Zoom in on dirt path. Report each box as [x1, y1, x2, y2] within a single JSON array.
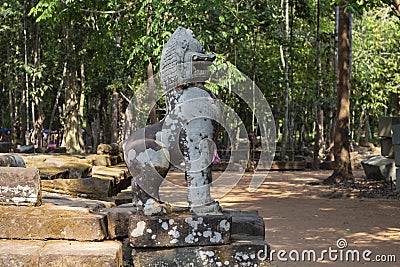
[[216, 170, 400, 267]]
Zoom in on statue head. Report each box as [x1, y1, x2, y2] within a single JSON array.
[[160, 26, 216, 91]]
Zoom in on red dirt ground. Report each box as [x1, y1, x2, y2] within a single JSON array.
[[216, 169, 400, 267]]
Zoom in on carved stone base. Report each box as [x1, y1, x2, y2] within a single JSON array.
[[128, 210, 270, 266], [129, 212, 231, 248], [132, 239, 270, 267]]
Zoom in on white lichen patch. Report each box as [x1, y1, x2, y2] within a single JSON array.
[[169, 219, 175, 225], [185, 217, 203, 230], [143, 199, 163, 216], [168, 226, 180, 242], [161, 222, 169, 230], [147, 228, 153, 234], [185, 233, 195, 244], [203, 230, 222, 243], [219, 220, 230, 232], [131, 221, 146, 237], [151, 234, 156, 240]]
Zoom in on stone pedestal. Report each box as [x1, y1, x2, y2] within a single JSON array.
[[128, 210, 270, 266]]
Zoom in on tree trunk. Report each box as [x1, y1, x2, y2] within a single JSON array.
[[324, 1, 353, 184], [313, 0, 322, 169], [111, 91, 119, 143]]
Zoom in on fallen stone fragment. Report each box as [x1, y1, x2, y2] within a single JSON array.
[[227, 210, 265, 240], [0, 154, 26, 167], [361, 156, 396, 181], [0, 167, 41, 206]]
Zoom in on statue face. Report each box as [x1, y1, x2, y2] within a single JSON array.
[[160, 27, 216, 90]]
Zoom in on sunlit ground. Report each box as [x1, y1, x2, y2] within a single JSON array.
[[160, 169, 400, 267]]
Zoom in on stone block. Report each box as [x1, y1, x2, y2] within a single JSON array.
[[227, 210, 265, 240], [132, 239, 270, 267], [381, 137, 394, 157], [39, 241, 122, 267], [392, 124, 400, 145], [0, 240, 44, 266], [0, 154, 26, 167], [39, 166, 70, 180], [378, 116, 400, 137], [92, 166, 132, 195], [0, 240, 122, 267], [15, 145, 34, 153], [87, 154, 111, 166], [0, 167, 41, 206], [41, 177, 113, 198], [102, 207, 136, 239], [129, 213, 232, 248], [0, 205, 108, 241], [361, 156, 396, 181]]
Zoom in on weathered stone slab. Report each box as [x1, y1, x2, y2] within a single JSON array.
[[381, 137, 394, 157], [0, 167, 41, 206], [227, 210, 265, 240], [41, 177, 112, 198], [378, 116, 400, 137], [115, 189, 132, 206], [0, 154, 26, 167], [87, 154, 111, 166], [38, 165, 70, 180], [361, 156, 396, 181], [0, 240, 44, 266], [129, 213, 232, 247], [132, 239, 270, 267], [39, 241, 122, 267], [0, 240, 122, 267], [92, 166, 132, 195], [0, 205, 108, 241]]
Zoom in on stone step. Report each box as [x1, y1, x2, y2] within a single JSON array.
[[129, 213, 232, 248], [0, 240, 122, 267], [132, 239, 270, 267], [0, 167, 41, 206], [41, 177, 113, 198], [0, 205, 108, 241]]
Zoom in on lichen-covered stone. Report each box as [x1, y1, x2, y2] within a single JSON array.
[[0, 167, 41, 206], [132, 239, 270, 267], [129, 213, 231, 247], [0, 205, 108, 241]]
